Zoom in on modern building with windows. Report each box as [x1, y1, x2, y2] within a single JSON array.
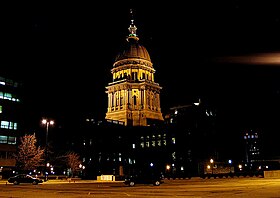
[[0, 75, 22, 178], [72, 100, 219, 179], [163, 100, 219, 177], [243, 129, 261, 164], [63, 117, 168, 179]]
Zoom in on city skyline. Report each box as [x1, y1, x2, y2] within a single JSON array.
[[2, 2, 280, 153]]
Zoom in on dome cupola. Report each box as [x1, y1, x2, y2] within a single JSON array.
[[115, 9, 151, 62]]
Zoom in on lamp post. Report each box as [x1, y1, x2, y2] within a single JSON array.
[[42, 119, 54, 181], [210, 159, 214, 175]]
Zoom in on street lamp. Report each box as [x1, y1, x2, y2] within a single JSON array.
[[42, 119, 54, 181], [210, 159, 214, 175], [228, 159, 232, 174]]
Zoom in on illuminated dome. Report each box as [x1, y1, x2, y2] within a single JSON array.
[[115, 37, 151, 62], [115, 10, 151, 63]]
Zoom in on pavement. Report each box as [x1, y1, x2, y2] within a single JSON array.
[[0, 176, 204, 185], [0, 179, 125, 184]]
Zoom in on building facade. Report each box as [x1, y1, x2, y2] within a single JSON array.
[[105, 11, 163, 126], [243, 129, 261, 164], [0, 76, 22, 178], [163, 101, 219, 177]]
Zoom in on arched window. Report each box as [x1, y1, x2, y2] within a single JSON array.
[[120, 96, 123, 106], [133, 95, 137, 105], [116, 94, 119, 106]]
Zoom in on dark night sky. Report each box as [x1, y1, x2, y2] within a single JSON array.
[[2, 2, 280, 151]]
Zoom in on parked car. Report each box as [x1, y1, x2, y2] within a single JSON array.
[[124, 172, 164, 187], [8, 174, 43, 185]]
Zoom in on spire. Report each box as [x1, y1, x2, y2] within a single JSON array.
[[127, 9, 138, 40]]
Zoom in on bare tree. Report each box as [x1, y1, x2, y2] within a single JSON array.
[[65, 151, 82, 177], [14, 133, 45, 172]]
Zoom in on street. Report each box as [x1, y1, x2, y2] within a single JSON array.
[[0, 177, 280, 197]]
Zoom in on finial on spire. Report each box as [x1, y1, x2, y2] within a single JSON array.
[[128, 8, 137, 37], [130, 9, 134, 24]]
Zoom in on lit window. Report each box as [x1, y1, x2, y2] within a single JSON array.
[[152, 141, 156, 147], [172, 152, 176, 160], [7, 136, 16, 144], [140, 142, 144, 148], [132, 144, 135, 149], [172, 137, 176, 144], [157, 140, 161, 146], [174, 110, 178, 115], [146, 141, 150, 147], [4, 93, 12, 100], [163, 140, 167, 146], [0, 136, 8, 143], [0, 121, 17, 130], [13, 123, 17, 130], [9, 122, 14, 130], [0, 105, 2, 113], [1, 121, 9, 129]]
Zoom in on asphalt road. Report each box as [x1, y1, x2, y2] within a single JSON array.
[[1, 177, 280, 197]]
